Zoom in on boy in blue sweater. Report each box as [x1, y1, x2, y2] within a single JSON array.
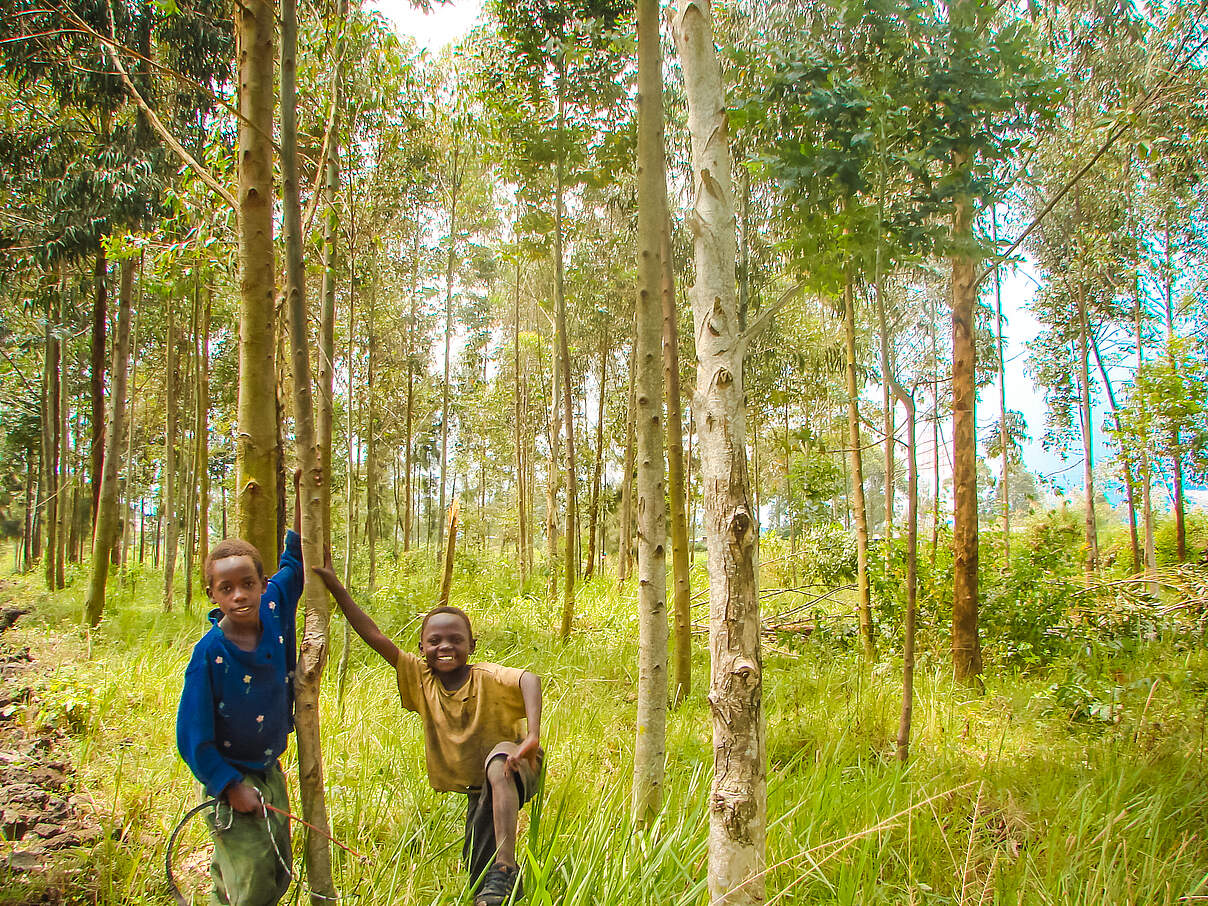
[[177, 472, 303, 906]]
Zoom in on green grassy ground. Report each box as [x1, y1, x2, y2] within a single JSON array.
[[2, 553, 1207, 905]]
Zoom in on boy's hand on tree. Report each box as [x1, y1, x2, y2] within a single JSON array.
[[225, 781, 264, 815], [312, 566, 339, 590]]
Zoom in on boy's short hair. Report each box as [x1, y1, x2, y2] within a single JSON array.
[[205, 539, 266, 588], [420, 605, 473, 639]]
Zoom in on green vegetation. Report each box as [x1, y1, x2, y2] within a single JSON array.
[[2, 522, 1205, 905]]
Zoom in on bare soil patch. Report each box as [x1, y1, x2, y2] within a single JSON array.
[[0, 603, 102, 905]]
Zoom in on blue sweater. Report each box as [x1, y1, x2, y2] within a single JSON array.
[[176, 531, 303, 797]]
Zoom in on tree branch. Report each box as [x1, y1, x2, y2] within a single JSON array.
[[57, 3, 237, 211], [739, 281, 807, 351], [974, 28, 1208, 292]]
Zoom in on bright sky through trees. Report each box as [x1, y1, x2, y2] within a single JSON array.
[[371, 0, 483, 51], [369, 0, 1112, 505]]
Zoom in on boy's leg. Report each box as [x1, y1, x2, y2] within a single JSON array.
[[208, 766, 292, 906], [469, 742, 544, 905], [486, 755, 520, 867], [464, 789, 496, 891]]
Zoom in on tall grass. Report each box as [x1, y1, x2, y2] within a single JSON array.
[[2, 552, 1207, 905]]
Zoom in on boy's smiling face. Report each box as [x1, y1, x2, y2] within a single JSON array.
[[208, 554, 267, 633], [420, 612, 475, 683]]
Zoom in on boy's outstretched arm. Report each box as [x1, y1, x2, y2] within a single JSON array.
[[508, 672, 542, 773], [311, 566, 400, 666]]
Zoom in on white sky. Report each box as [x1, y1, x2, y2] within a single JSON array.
[[369, 0, 484, 52]]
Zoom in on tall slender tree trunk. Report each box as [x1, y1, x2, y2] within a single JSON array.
[[993, 217, 1010, 556], [42, 277, 60, 590], [91, 245, 107, 531], [365, 284, 379, 604], [663, 217, 692, 706], [875, 287, 894, 539], [317, 0, 347, 564], [584, 331, 606, 581], [1162, 243, 1186, 561], [843, 274, 875, 660], [404, 226, 421, 554], [198, 288, 211, 567], [950, 148, 982, 683], [525, 341, 536, 576], [632, 0, 670, 821], [1090, 334, 1139, 571], [874, 123, 894, 541], [618, 335, 637, 584], [234, 0, 279, 565], [546, 338, 562, 603], [1075, 288, 1098, 575], [54, 336, 68, 587], [85, 260, 134, 626], [554, 71, 579, 639], [344, 181, 357, 583], [22, 454, 35, 572], [67, 411, 82, 563], [274, 317, 289, 553], [673, 2, 765, 900], [318, 155, 338, 559], [281, 4, 336, 896], [163, 299, 180, 611], [184, 283, 201, 612], [1135, 290, 1156, 587], [930, 300, 941, 565], [439, 146, 461, 559], [513, 256, 527, 581], [892, 379, 917, 763], [121, 277, 139, 574]]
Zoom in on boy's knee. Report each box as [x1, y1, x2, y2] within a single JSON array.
[[485, 755, 510, 789]]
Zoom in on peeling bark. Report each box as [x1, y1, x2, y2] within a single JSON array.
[[672, 1, 765, 899]]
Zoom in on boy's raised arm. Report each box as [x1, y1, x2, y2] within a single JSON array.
[[508, 671, 542, 773], [312, 566, 400, 666]]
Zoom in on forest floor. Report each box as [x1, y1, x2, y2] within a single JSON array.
[[0, 584, 101, 904], [0, 552, 1206, 905]]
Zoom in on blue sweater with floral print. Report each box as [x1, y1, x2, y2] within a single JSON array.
[[176, 531, 303, 797]]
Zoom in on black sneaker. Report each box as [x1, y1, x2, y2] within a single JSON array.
[[474, 862, 522, 906]]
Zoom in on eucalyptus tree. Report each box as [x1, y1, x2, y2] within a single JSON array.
[[233, 0, 279, 564], [930, 0, 1056, 681], [479, 0, 632, 634], [734, 0, 952, 660], [1132, 56, 1208, 561], [673, 0, 765, 898], [84, 254, 134, 626], [1025, 0, 1151, 575], [1, 0, 233, 596], [631, 0, 669, 823]]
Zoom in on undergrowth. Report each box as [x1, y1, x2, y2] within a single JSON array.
[[1, 544, 1206, 905]]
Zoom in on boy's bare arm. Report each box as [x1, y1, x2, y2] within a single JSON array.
[[311, 566, 400, 666], [508, 672, 542, 773]]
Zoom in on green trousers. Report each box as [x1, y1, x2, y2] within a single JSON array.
[[206, 765, 292, 906]]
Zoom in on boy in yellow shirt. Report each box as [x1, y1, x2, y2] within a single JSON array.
[[313, 567, 541, 906]]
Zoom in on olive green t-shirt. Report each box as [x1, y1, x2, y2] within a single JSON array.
[[394, 651, 528, 792]]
